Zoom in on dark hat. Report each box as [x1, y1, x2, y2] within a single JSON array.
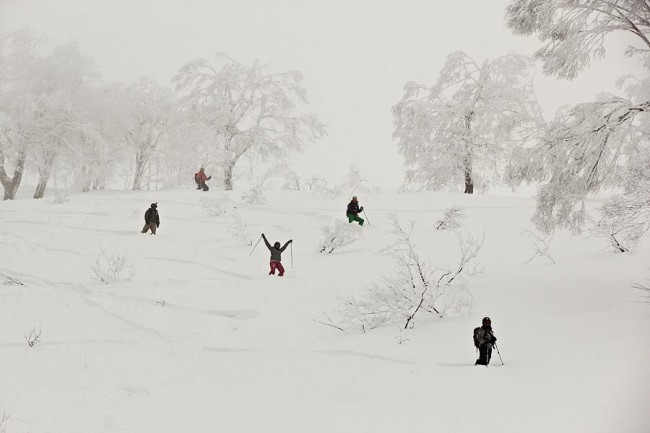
[[482, 317, 491, 326], [151, 203, 157, 208]]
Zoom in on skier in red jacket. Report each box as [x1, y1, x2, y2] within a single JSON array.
[[194, 167, 211, 191]]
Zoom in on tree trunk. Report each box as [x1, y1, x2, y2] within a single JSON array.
[[34, 152, 57, 199], [132, 150, 147, 191], [464, 162, 474, 194], [223, 161, 235, 191], [0, 146, 27, 200]]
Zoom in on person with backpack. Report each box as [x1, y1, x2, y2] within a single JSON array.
[[346, 195, 364, 226], [141, 203, 160, 235], [195, 167, 211, 191], [261, 233, 292, 276], [473, 317, 497, 366]]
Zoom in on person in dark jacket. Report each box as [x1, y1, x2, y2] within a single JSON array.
[[346, 195, 364, 226], [473, 317, 497, 365], [141, 203, 160, 235], [195, 167, 211, 191], [261, 233, 292, 276]]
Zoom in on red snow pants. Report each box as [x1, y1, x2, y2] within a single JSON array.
[[269, 261, 285, 276]]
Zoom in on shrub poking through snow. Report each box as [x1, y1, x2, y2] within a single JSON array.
[[230, 211, 254, 246], [242, 183, 267, 205], [0, 410, 9, 433], [328, 214, 482, 332], [1, 273, 24, 286], [200, 195, 234, 217], [318, 220, 363, 253], [24, 326, 41, 347], [435, 205, 465, 230], [92, 250, 134, 284], [591, 195, 649, 253], [521, 230, 556, 265]]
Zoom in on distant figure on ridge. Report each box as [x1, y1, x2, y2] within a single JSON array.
[[141, 203, 160, 235], [346, 195, 364, 226], [473, 317, 497, 366], [261, 233, 292, 276], [194, 167, 212, 191]]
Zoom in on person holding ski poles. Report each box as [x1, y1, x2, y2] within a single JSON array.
[[261, 233, 292, 276], [473, 317, 497, 365], [346, 195, 365, 226], [194, 167, 211, 191]]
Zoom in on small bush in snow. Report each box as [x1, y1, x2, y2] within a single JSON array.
[[242, 183, 267, 205], [435, 205, 465, 230], [0, 410, 9, 433], [521, 230, 556, 265], [201, 195, 234, 217], [631, 273, 650, 304], [282, 171, 301, 190], [230, 211, 254, 246], [92, 250, 134, 284], [24, 326, 41, 347], [318, 220, 363, 253], [328, 214, 482, 332], [53, 192, 70, 204], [591, 195, 649, 253], [1, 273, 24, 286]]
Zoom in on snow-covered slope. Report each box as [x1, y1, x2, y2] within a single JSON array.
[[0, 188, 648, 433]]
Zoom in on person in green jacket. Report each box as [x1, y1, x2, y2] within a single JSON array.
[[346, 196, 364, 226]]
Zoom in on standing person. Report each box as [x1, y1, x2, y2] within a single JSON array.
[[261, 233, 292, 276], [346, 195, 365, 226], [141, 203, 160, 235], [473, 317, 497, 366], [195, 167, 212, 191]]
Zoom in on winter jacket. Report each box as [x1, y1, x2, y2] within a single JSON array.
[[473, 325, 497, 348], [195, 170, 211, 183], [262, 236, 291, 262], [144, 207, 160, 226], [347, 200, 363, 215]]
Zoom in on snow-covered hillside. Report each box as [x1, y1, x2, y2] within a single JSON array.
[[0, 188, 648, 433]]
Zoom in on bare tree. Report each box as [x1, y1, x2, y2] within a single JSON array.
[[329, 215, 482, 332], [173, 53, 326, 190]]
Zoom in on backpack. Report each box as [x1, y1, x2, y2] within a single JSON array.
[[473, 327, 481, 347]]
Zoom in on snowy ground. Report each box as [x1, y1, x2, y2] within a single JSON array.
[[0, 187, 648, 433]]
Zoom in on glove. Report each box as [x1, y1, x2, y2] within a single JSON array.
[[359, 206, 364, 212], [262, 233, 266, 238], [289, 239, 293, 243], [207, 176, 212, 180], [157, 223, 160, 228]]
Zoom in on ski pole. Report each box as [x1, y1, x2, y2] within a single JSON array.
[[249, 235, 262, 255], [494, 343, 504, 366], [290, 242, 294, 268], [363, 209, 370, 226]]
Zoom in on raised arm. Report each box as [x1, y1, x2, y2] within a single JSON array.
[[262, 234, 272, 250], [280, 239, 292, 252]]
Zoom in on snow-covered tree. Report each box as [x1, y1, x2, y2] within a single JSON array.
[[30, 43, 100, 198], [173, 53, 326, 190], [0, 30, 42, 200], [506, 1, 650, 234], [393, 51, 543, 194], [109, 78, 172, 191], [506, 0, 650, 79], [532, 88, 649, 232]]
